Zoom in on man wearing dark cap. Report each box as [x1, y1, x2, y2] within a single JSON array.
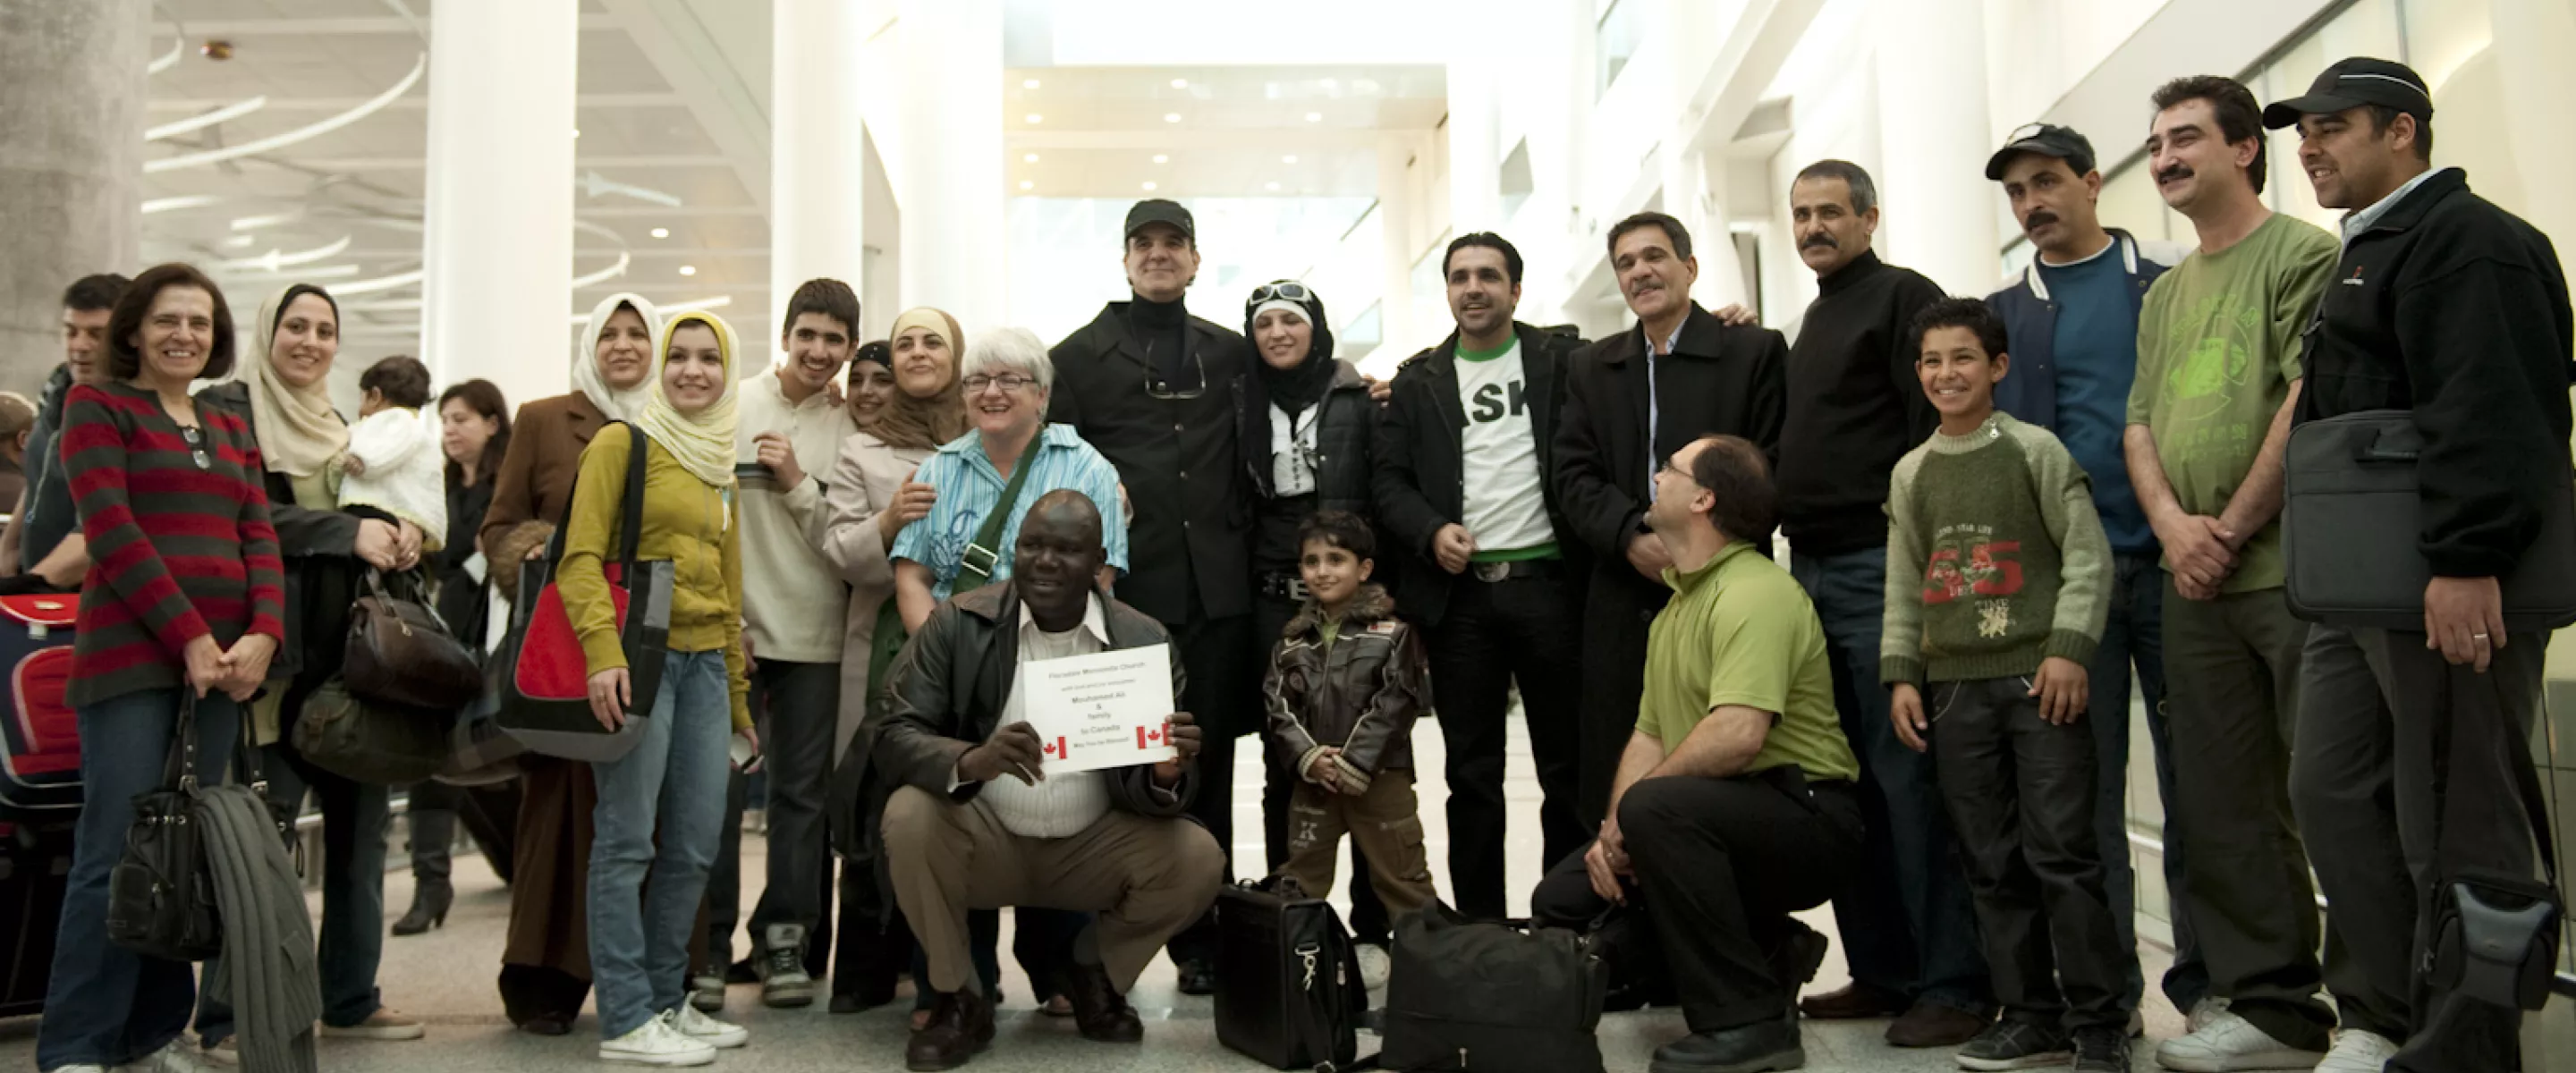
[[2269, 57, 2574, 1073], [1046, 199, 1258, 994], [1981, 123, 2204, 1025]]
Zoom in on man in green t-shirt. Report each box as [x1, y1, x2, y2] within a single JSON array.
[[1529, 435, 1861, 1073], [2123, 75, 2342, 1071]]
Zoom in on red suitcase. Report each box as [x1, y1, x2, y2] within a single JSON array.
[[0, 594, 80, 819]]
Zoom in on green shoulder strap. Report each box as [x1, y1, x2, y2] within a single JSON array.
[[954, 435, 1042, 593]]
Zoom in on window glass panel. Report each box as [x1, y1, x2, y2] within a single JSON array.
[[2267, 0, 2405, 226], [1596, 0, 1640, 100], [2099, 162, 2170, 244]]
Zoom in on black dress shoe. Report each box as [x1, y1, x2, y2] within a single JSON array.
[[517, 1015, 572, 1037], [1174, 959, 1217, 997], [1796, 981, 1908, 1019], [905, 987, 996, 1071], [1648, 1018, 1805, 1073], [1062, 962, 1144, 1043]]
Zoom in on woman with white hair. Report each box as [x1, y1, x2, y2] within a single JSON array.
[[887, 327, 1128, 629]]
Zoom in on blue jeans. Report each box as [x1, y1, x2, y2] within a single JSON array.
[[1790, 546, 1990, 1011], [198, 741, 391, 1042], [2089, 553, 2204, 1012], [589, 650, 733, 1038], [39, 689, 242, 1070]]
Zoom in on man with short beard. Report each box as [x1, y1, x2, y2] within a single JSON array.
[[0, 273, 124, 593], [2268, 57, 2573, 1073], [1768, 159, 1992, 1049], [1982, 124, 2203, 1023], [2127, 74, 2341, 1072]]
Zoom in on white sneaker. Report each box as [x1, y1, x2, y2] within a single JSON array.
[[1356, 944, 1391, 991], [2185, 996, 2232, 1035], [599, 1018, 715, 1067], [661, 1006, 748, 1050], [122, 1041, 219, 1073], [2154, 1010, 2325, 1071], [2315, 1030, 2399, 1072]]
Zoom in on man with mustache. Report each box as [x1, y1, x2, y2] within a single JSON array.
[[1982, 123, 2203, 1027], [1552, 210, 1786, 885], [2125, 75, 2342, 1072], [2268, 57, 2573, 1073], [1762, 159, 1990, 1048], [1046, 199, 1258, 993]]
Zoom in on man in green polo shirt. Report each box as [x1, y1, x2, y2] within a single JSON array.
[[1530, 434, 1863, 1073]]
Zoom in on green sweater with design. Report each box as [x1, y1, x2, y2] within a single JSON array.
[[1880, 412, 2111, 686]]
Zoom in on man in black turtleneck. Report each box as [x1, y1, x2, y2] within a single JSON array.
[[1046, 199, 1257, 994], [1772, 159, 1994, 1048]]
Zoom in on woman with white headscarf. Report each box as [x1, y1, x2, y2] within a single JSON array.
[[555, 310, 756, 1064], [481, 291, 660, 1035], [192, 283, 428, 1060]]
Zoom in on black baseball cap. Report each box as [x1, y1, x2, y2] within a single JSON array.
[[2263, 57, 2434, 129], [1124, 199, 1195, 241], [1984, 123, 2097, 181]]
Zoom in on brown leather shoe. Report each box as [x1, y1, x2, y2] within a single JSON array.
[[1797, 981, 1909, 1019], [905, 987, 996, 1071], [1884, 999, 1991, 1048], [1062, 962, 1144, 1043]]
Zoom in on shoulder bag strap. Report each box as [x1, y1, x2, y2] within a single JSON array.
[[535, 421, 654, 569], [165, 690, 199, 793], [2444, 663, 2561, 891], [955, 439, 1041, 592]]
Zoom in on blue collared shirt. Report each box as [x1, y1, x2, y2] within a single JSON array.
[[2342, 166, 2453, 244], [889, 423, 1131, 599]]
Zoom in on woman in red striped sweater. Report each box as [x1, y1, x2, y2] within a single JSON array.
[[37, 263, 285, 1073]]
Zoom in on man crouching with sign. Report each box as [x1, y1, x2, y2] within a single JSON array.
[[865, 487, 1221, 1071]]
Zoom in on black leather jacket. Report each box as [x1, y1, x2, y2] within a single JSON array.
[[1262, 583, 1428, 776]]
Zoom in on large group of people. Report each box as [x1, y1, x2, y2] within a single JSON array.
[[17, 55, 2571, 1073]]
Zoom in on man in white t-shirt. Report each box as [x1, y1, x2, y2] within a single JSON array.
[[1373, 232, 1589, 918]]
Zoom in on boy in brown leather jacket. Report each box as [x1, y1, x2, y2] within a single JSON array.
[[1262, 511, 1438, 916]]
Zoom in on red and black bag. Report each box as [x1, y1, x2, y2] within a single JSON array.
[[491, 423, 674, 763], [0, 595, 80, 818]]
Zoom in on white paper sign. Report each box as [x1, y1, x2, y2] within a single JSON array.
[[1021, 644, 1178, 773]]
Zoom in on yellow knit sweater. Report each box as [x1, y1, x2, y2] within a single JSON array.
[[557, 423, 750, 729]]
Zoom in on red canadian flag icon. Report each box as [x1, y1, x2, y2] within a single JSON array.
[[1045, 737, 1065, 757]]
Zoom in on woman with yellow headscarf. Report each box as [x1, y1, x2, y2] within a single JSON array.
[[554, 310, 756, 1064]]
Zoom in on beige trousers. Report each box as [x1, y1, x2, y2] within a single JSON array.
[[879, 784, 1224, 994], [1282, 769, 1437, 917]]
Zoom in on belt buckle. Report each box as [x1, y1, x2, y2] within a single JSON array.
[[1472, 561, 1509, 583]]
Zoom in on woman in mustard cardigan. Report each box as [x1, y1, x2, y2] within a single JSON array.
[[557, 310, 756, 1066]]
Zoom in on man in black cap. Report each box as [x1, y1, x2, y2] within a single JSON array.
[[2268, 57, 2574, 1073], [1981, 123, 2205, 1025], [1046, 199, 1258, 994]]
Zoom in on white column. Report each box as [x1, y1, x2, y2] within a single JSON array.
[[420, 0, 579, 411], [897, 0, 1004, 332], [0, 0, 144, 389], [2496, 0, 2576, 283], [1445, 40, 1503, 239], [1374, 133, 1419, 369], [770, 0, 869, 351], [1870, 0, 1997, 294]]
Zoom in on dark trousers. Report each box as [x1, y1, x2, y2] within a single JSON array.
[[2090, 553, 2202, 1011], [2160, 579, 2334, 1050], [1254, 588, 1391, 944], [1531, 771, 1863, 1033], [408, 779, 464, 886], [1164, 607, 1258, 967], [199, 740, 393, 1041], [1425, 567, 1587, 919], [1790, 546, 1990, 1010], [748, 659, 840, 950], [1925, 677, 2128, 1033], [2292, 623, 2548, 1072]]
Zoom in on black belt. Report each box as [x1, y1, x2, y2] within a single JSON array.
[[1465, 557, 1561, 583], [1259, 572, 1310, 602]]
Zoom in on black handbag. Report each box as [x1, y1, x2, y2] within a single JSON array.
[[2283, 410, 2576, 630], [1216, 877, 1368, 1071], [292, 678, 450, 786], [1379, 903, 1606, 1073], [492, 423, 674, 763], [105, 695, 224, 962], [343, 569, 483, 712]]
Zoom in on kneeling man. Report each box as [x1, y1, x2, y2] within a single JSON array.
[[867, 489, 1224, 1070], [1531, 435, 1865, 1073]]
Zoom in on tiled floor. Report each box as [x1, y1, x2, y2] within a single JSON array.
[[0, 716, 2180, 1071]]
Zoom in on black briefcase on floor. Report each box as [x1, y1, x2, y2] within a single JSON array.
[[1216, 877, 1369, 1071], [1379, 903, 1606, 1073]]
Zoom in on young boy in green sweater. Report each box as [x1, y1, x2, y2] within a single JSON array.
[[1881, 298, 2128, 1073]]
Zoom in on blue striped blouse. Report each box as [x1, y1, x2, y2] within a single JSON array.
[[888, 423, 1131, 599]]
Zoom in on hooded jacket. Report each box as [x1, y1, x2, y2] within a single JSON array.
[[1262, 582, 1428, 778]]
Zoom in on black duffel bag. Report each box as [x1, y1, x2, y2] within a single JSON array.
[[1379, 903, 1606, 1073], [1216, 876, 1368, 1071]]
